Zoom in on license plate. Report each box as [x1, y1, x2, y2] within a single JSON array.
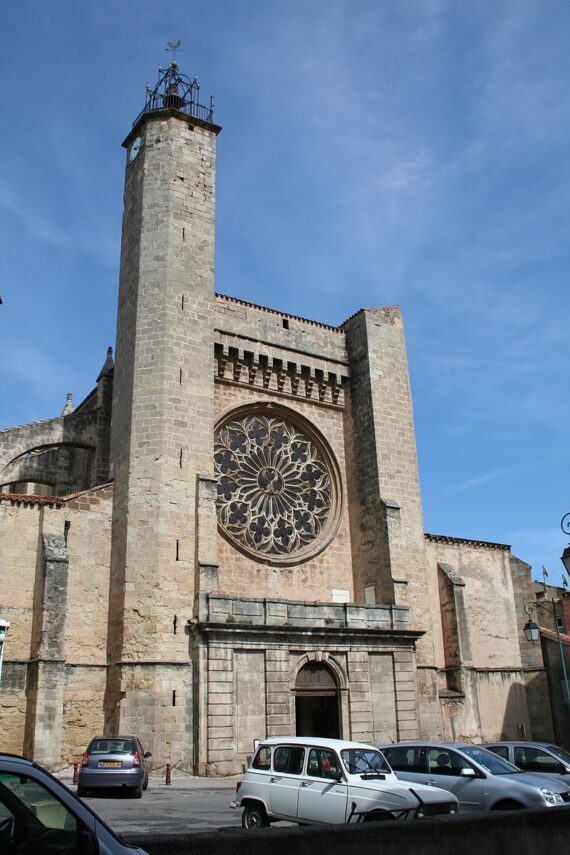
[[99, 761, 121, 768]]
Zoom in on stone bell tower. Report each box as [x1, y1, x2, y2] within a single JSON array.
[[106, 61, 221, 767]]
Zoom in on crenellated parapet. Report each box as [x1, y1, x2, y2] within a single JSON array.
[[214, 339, 348, 408]]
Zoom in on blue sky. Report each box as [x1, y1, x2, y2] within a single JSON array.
[[1, 1, 569, 587]]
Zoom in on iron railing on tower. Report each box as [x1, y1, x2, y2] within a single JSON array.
[[132, 62, 214, 127]]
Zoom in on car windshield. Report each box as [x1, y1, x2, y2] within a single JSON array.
[[341, 748, 391, 775], [548, 745, 570, 765], [459, 746, 520, 775]]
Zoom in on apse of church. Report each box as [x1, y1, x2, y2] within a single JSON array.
[[0, 61, 547, 774]]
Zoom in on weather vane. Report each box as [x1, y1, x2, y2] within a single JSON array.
[[166, 41, 183, 62]]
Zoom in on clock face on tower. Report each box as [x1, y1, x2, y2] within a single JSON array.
[[129, 137, 142, 161]]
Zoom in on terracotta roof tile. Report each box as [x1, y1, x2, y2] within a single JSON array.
[[0, 493, 63, 507], [0, 482, 113, 508]]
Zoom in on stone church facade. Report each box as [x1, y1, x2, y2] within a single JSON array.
[[0, 63, 551, 774]]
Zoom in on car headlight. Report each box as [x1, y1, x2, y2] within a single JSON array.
[[540, 788, 564, 805]]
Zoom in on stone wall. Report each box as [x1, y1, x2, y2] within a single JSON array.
[[215, 294, 348, 363], [127, 807, 570, 855], [510, 554, 555, 742], [344, 308, 440, 738], [212, 301, 444, 743], [0, 487, 113, 767], [0, 496, 49, 753], [343, 309, 428, 612], [424, 534, 531, 742], [56, 488, 113, 762]]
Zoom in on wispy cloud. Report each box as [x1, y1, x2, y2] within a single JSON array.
[[0, 175, 120, 268], [447, 466, 515, 494], [0, 185, 70, 249]]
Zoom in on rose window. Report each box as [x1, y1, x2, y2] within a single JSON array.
[[214, 411, 338, 562]]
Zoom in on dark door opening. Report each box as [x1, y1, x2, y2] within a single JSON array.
[[295, 695, 339, 738], [294, 662, 340, 739]]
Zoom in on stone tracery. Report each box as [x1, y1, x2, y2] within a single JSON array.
[[214, 412, 334, 560]]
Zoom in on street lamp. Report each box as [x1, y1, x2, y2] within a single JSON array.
[[561, 514, 570, 576], [523, 599, 570, 713], [523, 616, 540, 644]]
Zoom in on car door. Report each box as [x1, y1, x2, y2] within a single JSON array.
[[296, 747, 348, 824], [425, 748, 483, 812], [513, 746, 569, 783], [268, 745, 305, 819], [381, 745, 428, 784], [0, 771, 95, 854]]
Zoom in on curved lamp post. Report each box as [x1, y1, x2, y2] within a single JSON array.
[[523, 596, 570, 714], [561, 513, 570, 577], [520, 514, 570, 727]]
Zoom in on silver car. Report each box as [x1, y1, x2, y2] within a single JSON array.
[[78, 735, 151, 798], [484, 741, 570, 785], [378, 742, 570, 812], [0, 753, 148, 854]]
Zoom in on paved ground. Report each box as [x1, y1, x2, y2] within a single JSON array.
[[58, 773, 246, 835]]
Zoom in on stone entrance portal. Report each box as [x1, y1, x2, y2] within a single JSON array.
[[295, 661, 340, 738]]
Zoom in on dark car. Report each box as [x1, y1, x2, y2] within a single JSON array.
[[484, 741, 570, 784], [78, 736, 151, 798], [0, 753, 149, 854]]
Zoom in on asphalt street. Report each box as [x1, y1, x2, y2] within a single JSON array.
[[59, 774, 246, 835]]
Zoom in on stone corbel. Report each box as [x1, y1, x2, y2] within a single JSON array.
[[232, 360, 242, 382], [215, 344, 227, 379], [262, 364, 272, 389]]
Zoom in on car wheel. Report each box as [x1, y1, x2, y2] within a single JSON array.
[[491, 800, 523, 810], [131, 784, 143, 799], [242, 803, 269, 828], [77, 786, 87, 798], [143, 773, 149, 791]]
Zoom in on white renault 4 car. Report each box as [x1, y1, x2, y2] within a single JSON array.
[[231, 736, 458, 828]]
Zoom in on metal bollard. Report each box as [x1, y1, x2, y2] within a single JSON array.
[[73, 764, 79, 785], [165, 763, 172, 785]]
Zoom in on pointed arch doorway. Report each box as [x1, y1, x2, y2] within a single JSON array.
[[295, 661, 340, 738]]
